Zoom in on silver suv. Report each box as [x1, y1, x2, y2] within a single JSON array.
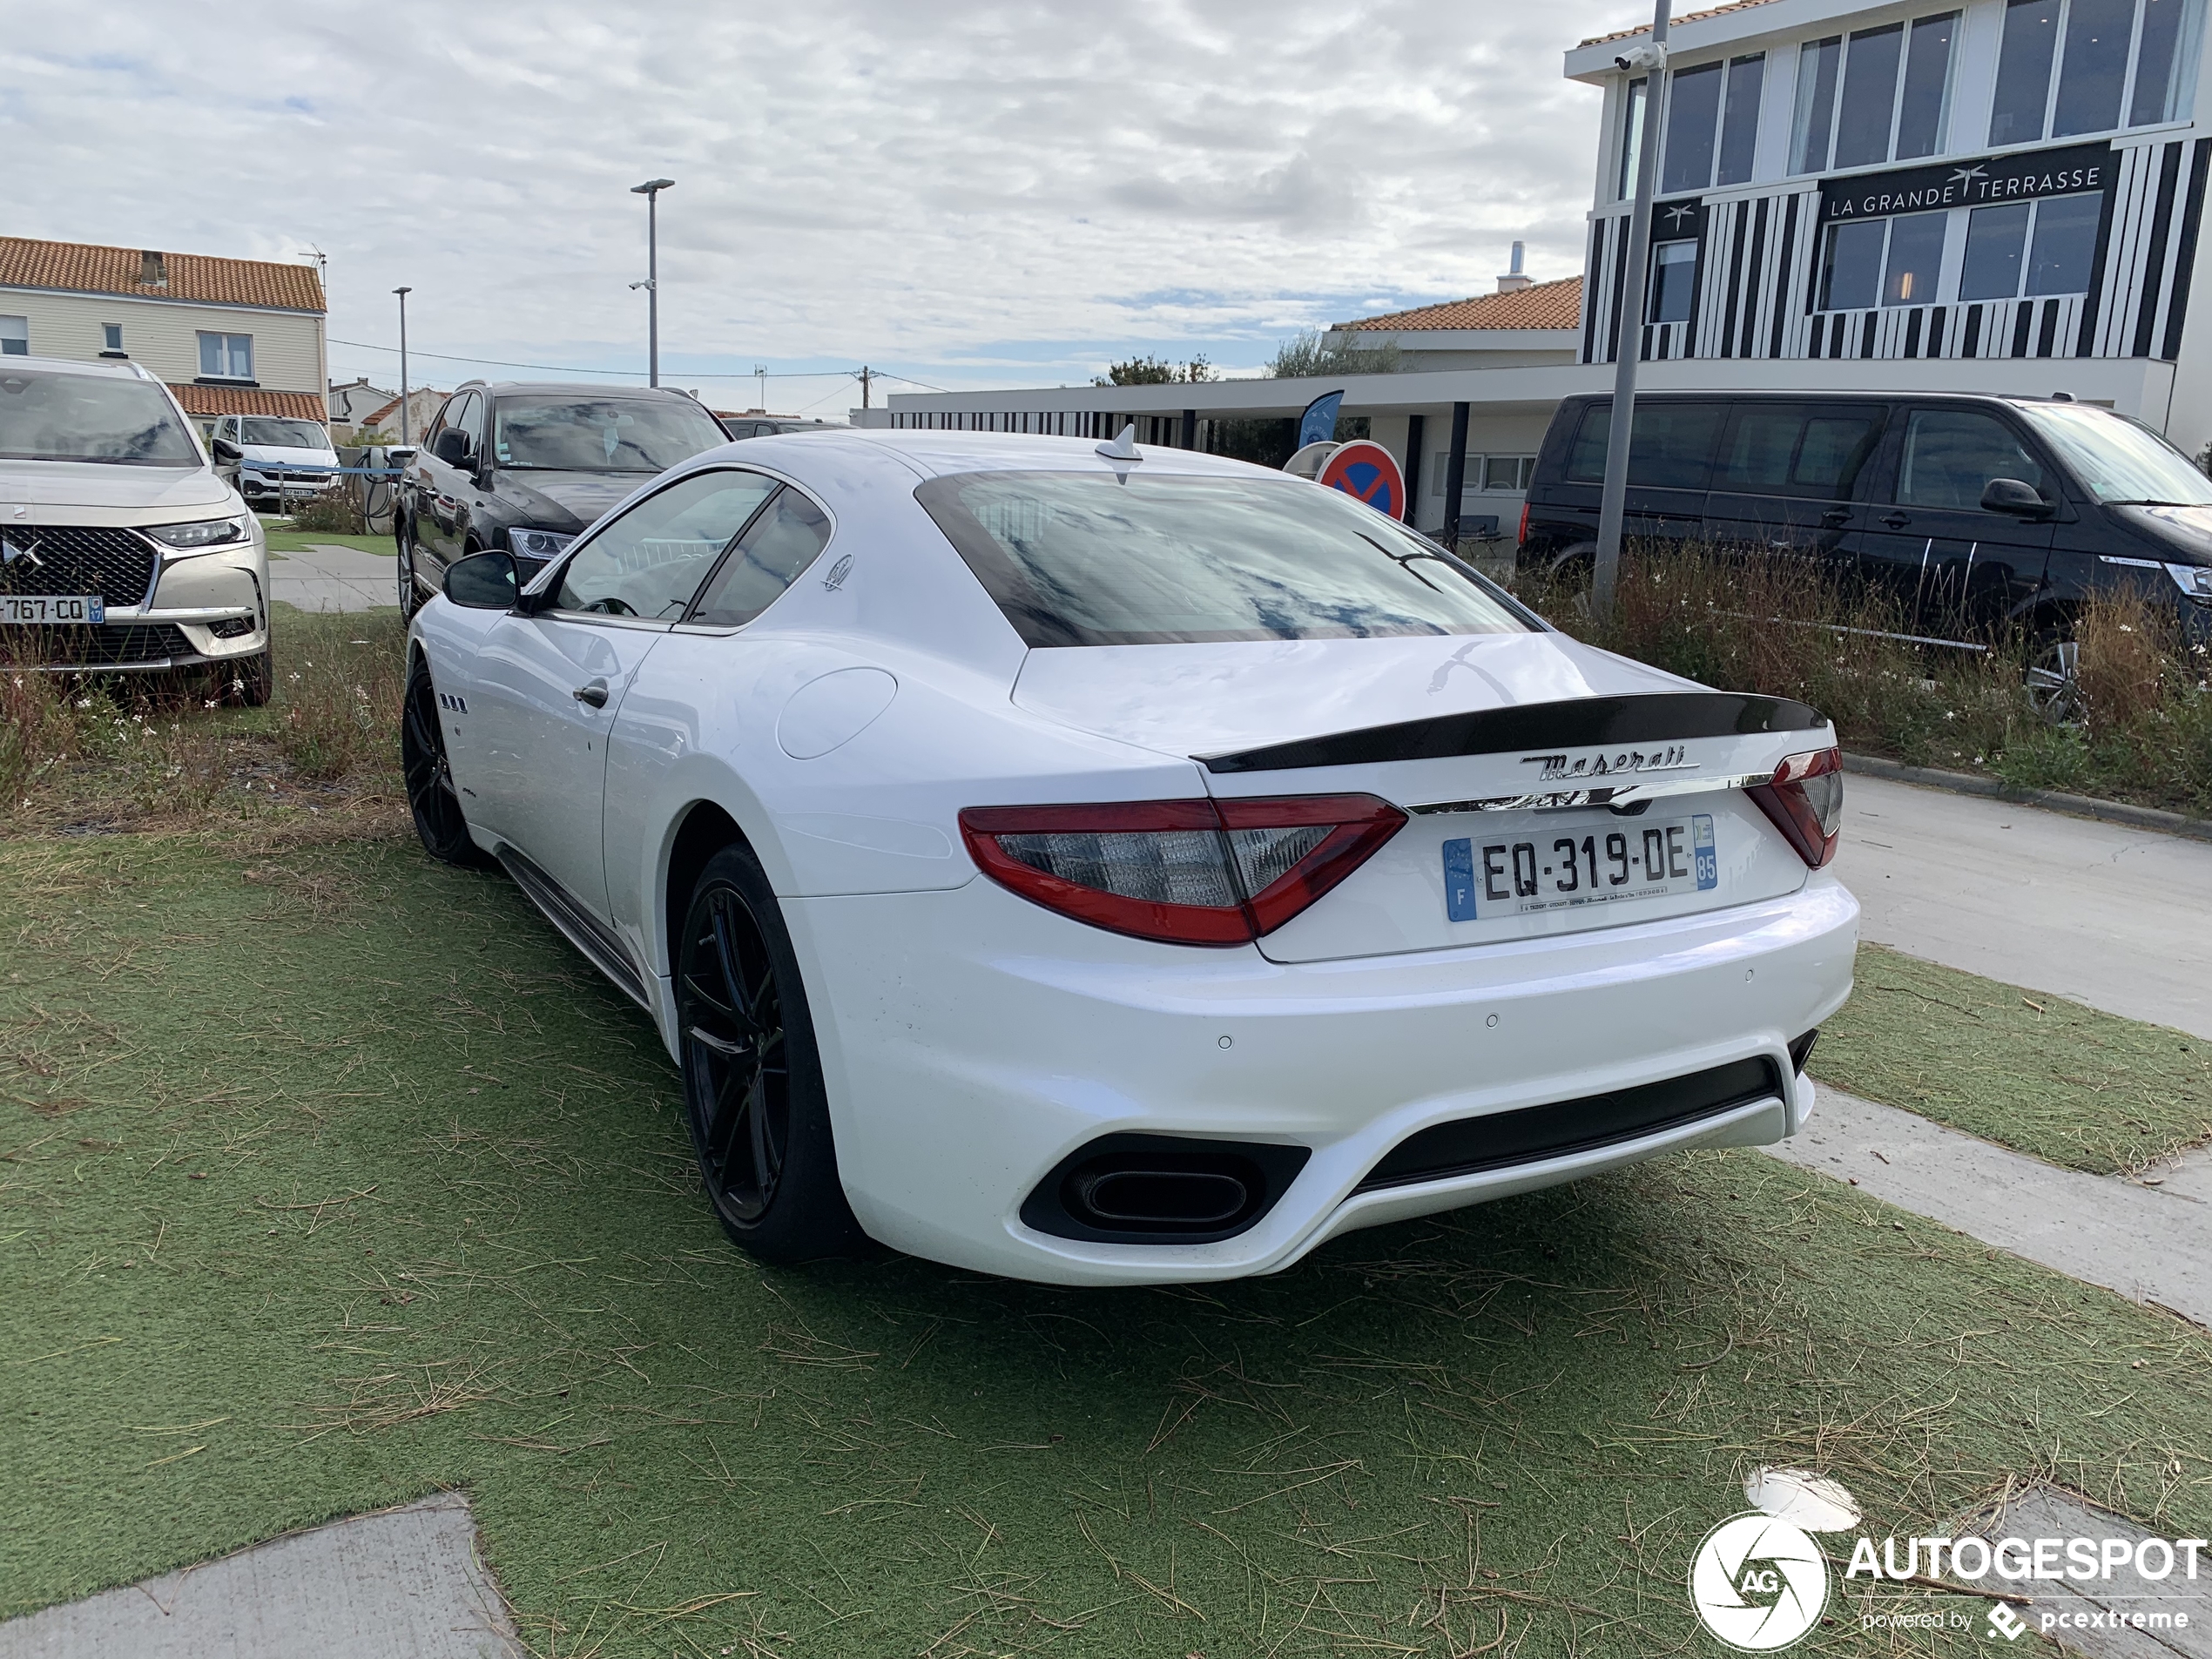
[[0, 357, 270, 703]]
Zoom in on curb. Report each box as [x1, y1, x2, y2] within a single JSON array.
[[1843, 752, 2212, 846]]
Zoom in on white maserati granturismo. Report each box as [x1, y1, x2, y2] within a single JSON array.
[[403, 427, 1858, 1285]]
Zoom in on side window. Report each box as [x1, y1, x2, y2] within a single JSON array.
[[555, 469, 779, 619], [1716, 406, 1883, 499], [458, 394, 488, 449], [689, 487, 833, 628], [1564, 403, 1724, 488], [425, 396, 458, 441], [1894, 410, 2047, 509]]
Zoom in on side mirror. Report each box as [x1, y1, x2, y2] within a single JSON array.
[[211, 437, 241, 462], [444, 550, 518, 610], [1981, 477, 2051, 517], [386, 447, 417, 467], [432, 428, 475, 466]]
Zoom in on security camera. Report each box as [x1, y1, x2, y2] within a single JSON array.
[[1615, 43, 1669, 72]]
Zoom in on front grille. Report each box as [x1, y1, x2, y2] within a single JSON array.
[[0, 527, 158, 604], [1355, 1057, 1783, 1192], [17, 624, 196, 667]]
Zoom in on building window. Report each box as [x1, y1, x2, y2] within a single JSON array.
[[1619, 77, 1649, 199], [1431, 455, 1538, 495], [1990, 0, 2205, 146], [1791, 13, 1958, 175], [198, 332, 253, 380], [1661, 54, 1765, 193], [101, 323, 124, 355], [0, 316, 25, 356], [1959, 193, 2103, 298], [1818, 210, 1949, 310], [1649, 239, 1699, 322]]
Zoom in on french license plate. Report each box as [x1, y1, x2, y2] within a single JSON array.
[[1444, 814, 1718, 921], [1, 595, 104, 625]]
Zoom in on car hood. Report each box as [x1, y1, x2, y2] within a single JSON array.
[[0, 458, 233, 513], [2113, 503, 2212, 563], [1011, 630, 1703, 760], [487, 470, 649, 531], [239, 443, 339, 467]]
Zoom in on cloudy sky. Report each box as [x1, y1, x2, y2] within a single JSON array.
[[5, 1, 1635, 411]]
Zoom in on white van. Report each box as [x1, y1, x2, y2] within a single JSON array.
[[206, 412, 341, 509], [0, 357, 271, 703]]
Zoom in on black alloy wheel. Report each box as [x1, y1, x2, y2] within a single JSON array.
[[401, 652, 491, 867], [2025, 635, 2085, 725], [677, 844, 860, 1262], [396, 521, 422, 619]]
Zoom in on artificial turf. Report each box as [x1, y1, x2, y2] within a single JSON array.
[[1812, 943, 2212, 1175], [3, 834, 2209, 1656]]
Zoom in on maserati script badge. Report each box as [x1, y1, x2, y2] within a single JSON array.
[[1521, 745, 1696, 782]]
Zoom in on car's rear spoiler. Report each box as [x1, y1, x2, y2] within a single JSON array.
[[1194, 692, 1827, 775]]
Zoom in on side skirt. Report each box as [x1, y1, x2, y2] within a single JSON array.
[[496, 846, 654, 1013]]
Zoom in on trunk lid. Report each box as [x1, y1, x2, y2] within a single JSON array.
[[1011, 632, 1832, 963]]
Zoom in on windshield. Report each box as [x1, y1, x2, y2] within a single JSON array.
[[0, 369, 199, 468], [917, 470, 1536, 646], [490, 397, 727, 472], [2015, 402, 2212, 507], [239, 418, 329, 450]]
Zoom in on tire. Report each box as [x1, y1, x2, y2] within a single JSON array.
[[401, 652, 494, 867], [2025, 633, 2085, 725], [233, 649, 273, 709], [396, 519, 423, 620], [675, 843, 862, 1264]]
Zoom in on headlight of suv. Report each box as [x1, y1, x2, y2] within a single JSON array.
[[2167, 563, 2212, 604], [509, 528, 577, 562], [144, 516, 253, 553]]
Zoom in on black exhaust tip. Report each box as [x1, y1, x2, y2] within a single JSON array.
[[1022, 1134, 1312, 1246]]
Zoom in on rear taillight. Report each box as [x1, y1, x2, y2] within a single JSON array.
[[1748, 747, 1843, 868], [960, 795, 1406, 947], [1517, 500, 1530, 549]]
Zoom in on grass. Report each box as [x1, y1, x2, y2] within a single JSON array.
[[1521, 546, 2212, 820], [3, 833, 2211, 1656], [1811, 944, 2212, 1176]]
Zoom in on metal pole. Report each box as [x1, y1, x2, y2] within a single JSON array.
[[393, 287, 412, 447], [1592, 0, 1672, 624], [632, 179, 675, 388], [1442, 401, 1470, 548]]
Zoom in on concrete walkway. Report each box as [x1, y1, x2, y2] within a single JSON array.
[[1770, 1088, 2212, 1329], [267, 543, 397, 614], [0, 1494, 519, 1658], [1834, 773, 2212, 1041]]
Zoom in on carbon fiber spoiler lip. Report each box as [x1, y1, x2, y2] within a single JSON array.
[[1193, 691, 1829, 775]]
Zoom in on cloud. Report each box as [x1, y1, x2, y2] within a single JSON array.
[[0, 0, 1629, 398]]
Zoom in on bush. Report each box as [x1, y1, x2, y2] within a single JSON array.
[[1517, 544, 2212, 817], [285, 485, 368, 536]]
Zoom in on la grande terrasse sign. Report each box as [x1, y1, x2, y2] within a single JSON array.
[[1818, 141, 2113, 222]]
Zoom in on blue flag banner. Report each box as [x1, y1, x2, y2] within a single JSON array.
[[1298, 391, 1345, 450]]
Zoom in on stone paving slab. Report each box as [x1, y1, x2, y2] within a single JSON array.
[[1951, 1487, 2212, 1656], [1767, 1088, 2212, 1329], [0, 1493, 520, 1658], [1835, 774, 2212, 1042]]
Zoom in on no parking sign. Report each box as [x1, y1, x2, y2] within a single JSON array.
[[1315, 439, 1408, 522]]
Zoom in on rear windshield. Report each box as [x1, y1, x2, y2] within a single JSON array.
[[917, 470, 1534, 647], [490, 397, 728, 472], [0, 369, 199, 468]]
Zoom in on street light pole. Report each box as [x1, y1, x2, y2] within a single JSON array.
[[1592, 0, 1672, 624], [393, 286, 413, 447], [631, 179, 675, 386]]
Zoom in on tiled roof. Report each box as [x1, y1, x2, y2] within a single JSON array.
[[0, 237, 325, 312], [1337, 276, 1583, 334], [168, 384, 327, 422], [1581, 0, 1778, 48]]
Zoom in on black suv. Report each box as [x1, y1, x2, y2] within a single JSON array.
[[1521, 392, 2212, 683], [395, 381, 730, 616]]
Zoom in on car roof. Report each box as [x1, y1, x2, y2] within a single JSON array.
[[459, 380, 700, 400], [1561, 388, 2087, 412], [819, 427, 1277, 482], [3, 354, 163, 382]]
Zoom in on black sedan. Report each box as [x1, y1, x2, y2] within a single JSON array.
[[395, 380, 730, 616]]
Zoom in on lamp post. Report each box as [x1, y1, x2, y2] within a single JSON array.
[[631, 178, 675, 386], [392, 286, 413, 446], [1592, 0, 1672, 624]]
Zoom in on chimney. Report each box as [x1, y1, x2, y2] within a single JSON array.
[[138, 250, 167, 287], [1495, 240, 1531, 293]]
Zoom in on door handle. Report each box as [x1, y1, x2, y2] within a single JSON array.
[[572, 679, 609, 709], [1880, 512, 1911, 529], [1820, 509, 1851, 528]]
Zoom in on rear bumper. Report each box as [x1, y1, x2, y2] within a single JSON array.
[[774, 872, 1858, 1285]]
